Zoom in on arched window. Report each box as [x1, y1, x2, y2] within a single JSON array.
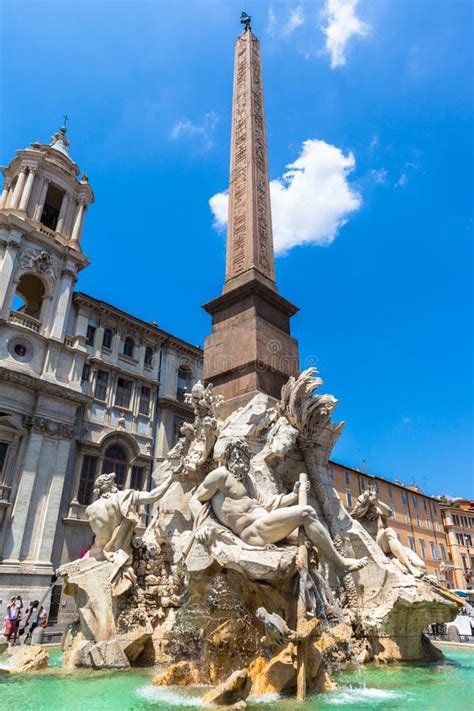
[[177, 365, 193, 402], [102, 444, 127, 488], [102, 328, 113, 350], [144, 346, 153, 367], [123, 336, 135, 358], [12, 274, 45, 320]]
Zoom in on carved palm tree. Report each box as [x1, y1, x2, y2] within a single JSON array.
[[278, 368, 358, 608]]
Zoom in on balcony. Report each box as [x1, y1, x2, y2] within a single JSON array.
[[0, 483, 12, 507], [9, 310, 41, 333]]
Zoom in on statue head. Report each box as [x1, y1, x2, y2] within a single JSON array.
[[221, 438, 251, 481], [93, 472, 118, 497]]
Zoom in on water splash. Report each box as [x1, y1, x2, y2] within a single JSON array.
[[326, 687, 405, 705], [136, 684, 204, 707]]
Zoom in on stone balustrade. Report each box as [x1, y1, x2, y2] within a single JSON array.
[[9, 310, 41, 333]]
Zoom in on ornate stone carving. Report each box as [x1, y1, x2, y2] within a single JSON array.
[[350, 486, 427, 578], [18, 248, 57, 281], [226, 28, 275, 283], [24, 415, 74, 439], [187, 438, 367, 577]]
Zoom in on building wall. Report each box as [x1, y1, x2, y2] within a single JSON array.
[[441, 502, 474, 589]]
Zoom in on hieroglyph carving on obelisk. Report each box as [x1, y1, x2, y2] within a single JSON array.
[[225, 28, 276, 285]]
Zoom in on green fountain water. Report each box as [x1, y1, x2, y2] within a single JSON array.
[[1, 646, 472, 710]]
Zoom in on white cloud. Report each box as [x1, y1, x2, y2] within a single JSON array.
[[283, 7, 305, 35], [209, 190, 228, 230], [209, 138, 362, 255], [370, 168, 388, 185], [322, 0, 370, 69], [266, 7, 277, 35], [396, 173, 408, 188], [170, 111, 218, 151]]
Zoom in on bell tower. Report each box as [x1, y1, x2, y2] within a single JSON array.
[[203, 19, 299, 411], [0, 124, 94, 340]]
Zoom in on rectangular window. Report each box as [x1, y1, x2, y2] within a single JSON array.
[[405, 510, 410, 524], [426, 518, 431, 530], [462, 516, 469, 527], [440, 544, 447, 561], [344, 471, 350, 486], [81, 363, 90, 383], [86, 325, 96, 346], [0, 441, 9, 476], [131, 465, 144, 491], [388, 486, 393, 500], [457, 533, 465, 546], [430, 542, 439, 560], [423, 499, 428, 512], [115, 377, 132, 408], [435, 521, 440, 532], [461, 555, 468, 570], [408, 537, 416, 552], [402, 491, 408, 505], [40, 183, 64, 230], [94, 370, 109, 401], [139, 385, 151, 416], [453, 514, 460, 526], [465, 534, 473, 547], [419, 540, 427, 558], [346, 491, 353, 509], [413, 494, 418, 509], [416, 515, 421, 527], [77, 455, 97, 505]]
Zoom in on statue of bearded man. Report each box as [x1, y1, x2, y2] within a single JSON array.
[[189, 438, 368, 573], [85, 469, 174, 596]]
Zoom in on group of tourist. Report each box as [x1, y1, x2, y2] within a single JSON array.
[[2, 596, 47, 645]]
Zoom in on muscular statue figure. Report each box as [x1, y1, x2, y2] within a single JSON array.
[[351, 485, 426, 578], [86, 469, 174, 596], [189, 439, 368, 574]]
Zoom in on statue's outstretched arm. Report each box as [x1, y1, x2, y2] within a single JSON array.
[[136, 469, 174, 505]]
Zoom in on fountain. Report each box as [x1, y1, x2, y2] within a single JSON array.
[[54, 372, 458, 705]]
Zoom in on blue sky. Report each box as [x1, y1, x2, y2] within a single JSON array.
[[1, 1, 472, 497]]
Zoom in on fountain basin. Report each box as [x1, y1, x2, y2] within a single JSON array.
[[0, 645, 472, 710]]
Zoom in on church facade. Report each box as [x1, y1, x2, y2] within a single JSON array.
[[0, 127, 202, 614]]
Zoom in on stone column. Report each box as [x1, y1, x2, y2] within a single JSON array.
[[33, 177, 49, 221], [0, 178, 12, 208], [56, 192, 70, 234], [0, 229, 21, 318], [137, 341, 146, 375], [71, 198, 85, 243], [75, 308, 90, 346], [93, 325, 105, 358], [50, 267, 76, 341], [34, 434, 73, 564], [2, 430, 44, 562], [111, 331, 121, 361], [18, 168, 36, 212], [10, 168, 27, 209]]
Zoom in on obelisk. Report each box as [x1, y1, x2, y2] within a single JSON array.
[[203, 17, 299, 410]]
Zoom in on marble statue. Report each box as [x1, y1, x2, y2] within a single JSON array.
[[189, 438, 368, 574], [350, 485, 427, 578], [86, 469, 175, 596]]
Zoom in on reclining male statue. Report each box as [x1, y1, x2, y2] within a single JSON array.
[[351, 485, 427, 578], [189, 438, 368, 574]]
